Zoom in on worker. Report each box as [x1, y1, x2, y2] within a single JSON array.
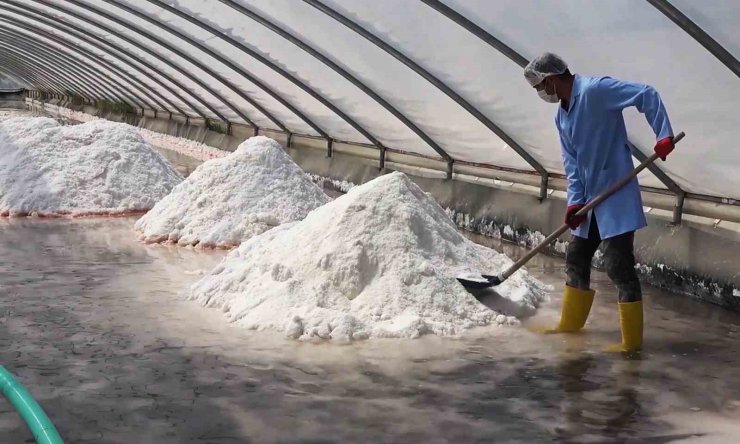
[[523, 53, 675, 352]]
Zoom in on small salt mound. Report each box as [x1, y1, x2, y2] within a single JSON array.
[[0, 118, 182, 217], [190, 171, 548, 341], [135, 136, 330, 248]]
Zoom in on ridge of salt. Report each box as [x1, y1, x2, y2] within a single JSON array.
[[190, 171, 548, 341], [135, 136, 330, 248], [0, 118, 182, 217]]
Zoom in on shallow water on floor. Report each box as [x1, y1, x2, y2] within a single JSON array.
[[0, 218, 739, 443]]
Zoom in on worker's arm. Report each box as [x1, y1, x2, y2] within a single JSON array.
[[592, 76, 674, 140]]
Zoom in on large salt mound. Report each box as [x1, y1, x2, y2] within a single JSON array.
[[190, 171, 548, 341], [134, 136, 330, 248], [0, 118, 182, 217]]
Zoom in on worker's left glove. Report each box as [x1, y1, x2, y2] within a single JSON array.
[[564, 204, 586, 230], [654, 137, 675, 161]]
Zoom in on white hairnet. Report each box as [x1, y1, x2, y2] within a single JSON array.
[[523, 53, 568, 87]]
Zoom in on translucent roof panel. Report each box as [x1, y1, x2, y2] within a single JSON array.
[[443, 0, 740, 197], [2, 0, 737, 201]]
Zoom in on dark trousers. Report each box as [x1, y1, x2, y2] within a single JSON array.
[[565, 217, 642, 302]]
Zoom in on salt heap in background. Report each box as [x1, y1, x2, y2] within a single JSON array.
[[135, 136, 330, 248], [191, 171, 548, 341], [0, 118, 182, 217]]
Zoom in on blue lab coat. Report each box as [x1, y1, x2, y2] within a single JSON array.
[[556, 75, 673, 239]]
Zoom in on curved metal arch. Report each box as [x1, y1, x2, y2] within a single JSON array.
[[30, 0, 253, 127], [66, 0, 280, 130], [306, 0, 549, 192], [0, 54, 72, 95], [0, 6, 183, 116], [10, 0, 225, 122], [647, 0, 739, 78], [147, 0, 384, 151], [217, 0, 453, 172], [0, 40, 109, 101], [105, 0, 328, 139], [0, 59, 63, 95], [0, 28, 124, 102], [419, 0, 685, 200], [0, 65, 34, 90], [0, 14, 152, 107], [0, 16, 165, 111], [0, 37, 115, 103], [0, 22, 142, 106], [0, 51, 98, 101]]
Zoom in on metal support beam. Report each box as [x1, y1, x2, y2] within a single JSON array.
[[0, 28, 128, 102], [673, 191, 686, 225], [0, 19, 152, 109], [0, 62, 62, 95], [0, 58, 59, 93], [327, 138, 334, 158], [0, 48, 101, 100], [646, 0, 740, 78], [0, 32, 111, 101], [30, 0, 250, 128], [219, 0, 452, 165], [65, 0, 274, 130], [307, 0, 548, 192], [9, 1, 218, 121], [1, 3, 190, 116], [117, 0, 327, 139], [421, 0, 684, 206], [147, 0, 384, 150], [0, 66, 37, 91]]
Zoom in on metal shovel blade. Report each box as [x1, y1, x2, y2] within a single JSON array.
[[456, 274, 503, 289]]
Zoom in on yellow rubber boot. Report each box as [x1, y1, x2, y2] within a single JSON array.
[[542, 285, 595, 333], [605, 301, 643, 352]]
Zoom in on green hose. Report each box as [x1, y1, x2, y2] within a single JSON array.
[[0, 365, 63, 444]]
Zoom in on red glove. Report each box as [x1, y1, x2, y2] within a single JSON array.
[[654, 136, 675, 161], [564, 204, 586, 230]]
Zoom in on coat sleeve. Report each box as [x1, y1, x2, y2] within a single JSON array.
[[592, 76, 673, 140], [557, 119, 585, 205]]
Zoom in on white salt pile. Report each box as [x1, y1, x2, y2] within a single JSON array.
[[0, 117, 182, 217], [135, 136, 330, 248], [190, 171, 548, 341]]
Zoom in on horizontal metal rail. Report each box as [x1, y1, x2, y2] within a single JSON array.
[[218, 0, 453, 176], [106, 0, 328, 139], [0, 17, 150, 108], [306, 0, 549, 193], [420, 0, 686, 220], [0, 27, 129, 103], [147, 0, 388, 160], [30, 0, 254, 127]]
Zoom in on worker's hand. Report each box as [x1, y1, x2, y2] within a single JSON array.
[[654, 137, 675, 161], [564, 204, 586, 229]]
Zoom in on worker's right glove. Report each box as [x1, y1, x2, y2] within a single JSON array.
[[654, 137, 675, 161], [564, 204, 586, 229]]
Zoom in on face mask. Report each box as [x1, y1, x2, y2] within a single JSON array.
[[538, 89, 559, 103], [537, 79, 560, 103]]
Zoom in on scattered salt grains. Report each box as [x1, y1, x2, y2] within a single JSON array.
[[135, 136, 329, 248], [138, 127, 227, 162], [0, 117, 182, 216], [190, 171, 547, 341]]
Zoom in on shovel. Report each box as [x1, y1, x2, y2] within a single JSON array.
[[457, 131, 685, 289]]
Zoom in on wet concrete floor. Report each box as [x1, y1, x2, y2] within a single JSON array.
[[1, 217, 739, 443]]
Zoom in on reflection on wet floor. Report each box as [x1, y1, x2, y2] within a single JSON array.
[[0, 218, 739, 443]]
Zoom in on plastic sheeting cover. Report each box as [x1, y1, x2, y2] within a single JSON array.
[[4, 0, 739, 200]]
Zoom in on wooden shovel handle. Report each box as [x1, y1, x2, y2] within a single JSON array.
[[499, 132, 685, 282]]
